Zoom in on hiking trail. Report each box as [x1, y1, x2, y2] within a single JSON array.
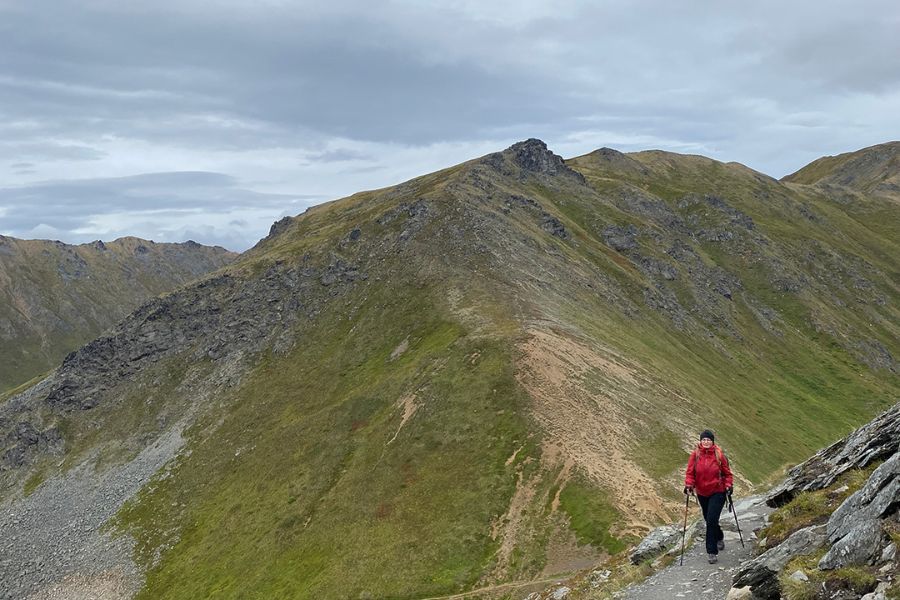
[[616, 494, 772, 599]]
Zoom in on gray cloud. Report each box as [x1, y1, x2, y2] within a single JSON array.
[[304, 149, 375, 164], [0, 171, 319, 250], [0, 0, 897, 250]]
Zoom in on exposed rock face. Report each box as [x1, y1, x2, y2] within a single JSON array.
[[479, 138, 586, 183], [0, 421, 62, 468], [0, 139, 897, 599], [0, 256, 364, 474], [818, 452, 899, 569], [826, 453, 900, 542], [766, 403, 900, 507], [818, 519, 886, 570]]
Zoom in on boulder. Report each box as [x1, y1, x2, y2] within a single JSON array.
[[766, 404, 900, 507], [818, 519, 886, 569], [629, 524, 683, 564], [732, 524, 826, 599], [826, 452, 899, 542], [725, 586, 753, 599]]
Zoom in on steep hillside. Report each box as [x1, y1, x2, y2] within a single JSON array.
[[0, 140, 897, 599], [0, 236, 236, 394]]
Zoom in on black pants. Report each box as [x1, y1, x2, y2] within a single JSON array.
[[698, 492, 726, 555]]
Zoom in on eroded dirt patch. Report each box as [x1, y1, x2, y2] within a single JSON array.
[[386, 393, 419, 445], [516, 328, 677, 530]]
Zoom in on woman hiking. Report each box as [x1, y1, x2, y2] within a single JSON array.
[[683, 429, 733, 564]]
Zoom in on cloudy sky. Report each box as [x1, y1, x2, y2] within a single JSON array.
[[1, 0, 898, 251]]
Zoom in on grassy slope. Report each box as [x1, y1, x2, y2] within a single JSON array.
[[117, 281, 536, 599], [556, 151, 898, 477], [781, 141, 900, 190], [109, 161, 633, 599]]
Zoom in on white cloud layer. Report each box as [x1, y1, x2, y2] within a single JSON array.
[[1, 0, 898, 250]]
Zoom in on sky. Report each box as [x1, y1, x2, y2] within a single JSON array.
[[1, 0, 898, 252]]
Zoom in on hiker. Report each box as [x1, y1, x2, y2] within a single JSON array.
[[683, 429, 733, 564]]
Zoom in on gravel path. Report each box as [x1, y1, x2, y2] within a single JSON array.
[[616, 495, 772, 600], [0, 427, 185, 600]]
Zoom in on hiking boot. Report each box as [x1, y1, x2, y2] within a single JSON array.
[[708, 554, 718, 564], [717, 540, 725, 550]]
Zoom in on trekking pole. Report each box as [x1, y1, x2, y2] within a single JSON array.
[[728, 493, 745, 548], [679, 490, 691, 566]]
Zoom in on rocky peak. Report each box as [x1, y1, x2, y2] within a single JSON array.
[[505, 138, 566, 175], [267, 216, 294, 239], [476, 138, 585, 184]]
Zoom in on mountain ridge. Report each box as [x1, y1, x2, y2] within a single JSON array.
[[781, 141, 900, 198], [0, 139, 897, 599], [0, 235, 237, 394]]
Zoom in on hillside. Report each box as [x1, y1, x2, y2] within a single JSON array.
[[0, 140, 898, 599], [0, 236, 237, 394], [782, 141, 900, 199]]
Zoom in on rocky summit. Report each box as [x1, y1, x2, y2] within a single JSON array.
[[0, 139, 897, 599]]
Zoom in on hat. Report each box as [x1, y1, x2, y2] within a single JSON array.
[[700, 429, 715, 442]]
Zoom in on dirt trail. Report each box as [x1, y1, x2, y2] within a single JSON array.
[[616, 495, 772, 599], [416, 575, 567, 600]]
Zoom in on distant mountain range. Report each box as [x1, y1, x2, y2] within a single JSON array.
[[0, 236, 236, 394], [0, 140, 897, 599]]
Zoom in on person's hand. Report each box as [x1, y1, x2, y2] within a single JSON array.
[[683, 486, 693, 495], [726, 486, 733, 497]]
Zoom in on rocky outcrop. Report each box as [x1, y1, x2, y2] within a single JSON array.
[[818, 452, 899, 569], [0, 420, 62, 469], [732, 525, 827, 599], [766, 403, 900, 507], [0, 236, 237, 393], [729, 402, 900, 599], [0, 254, 365, 478], [480, 138, 586, 184], [629, 524, 682, 564]]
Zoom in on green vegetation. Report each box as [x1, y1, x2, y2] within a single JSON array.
[[558, 475, 627, 554], [780, 551, 878, 600], [0, 237, 234, 394], [3, 141, 895, 598], [22, 469, 46, 497], [116, 280, 540, 599], [630, 428, 686, 481], [762, 464, 877, 546], [0, 372, 48, 404], [104, 142, 898, 598]]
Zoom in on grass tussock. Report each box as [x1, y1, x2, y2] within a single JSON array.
[[762, 463, 878, 546]]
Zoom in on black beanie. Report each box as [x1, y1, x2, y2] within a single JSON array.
[[700, 429, 715, 442]]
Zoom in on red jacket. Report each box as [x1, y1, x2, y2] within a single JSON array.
[[685, 444, 733, 497]]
